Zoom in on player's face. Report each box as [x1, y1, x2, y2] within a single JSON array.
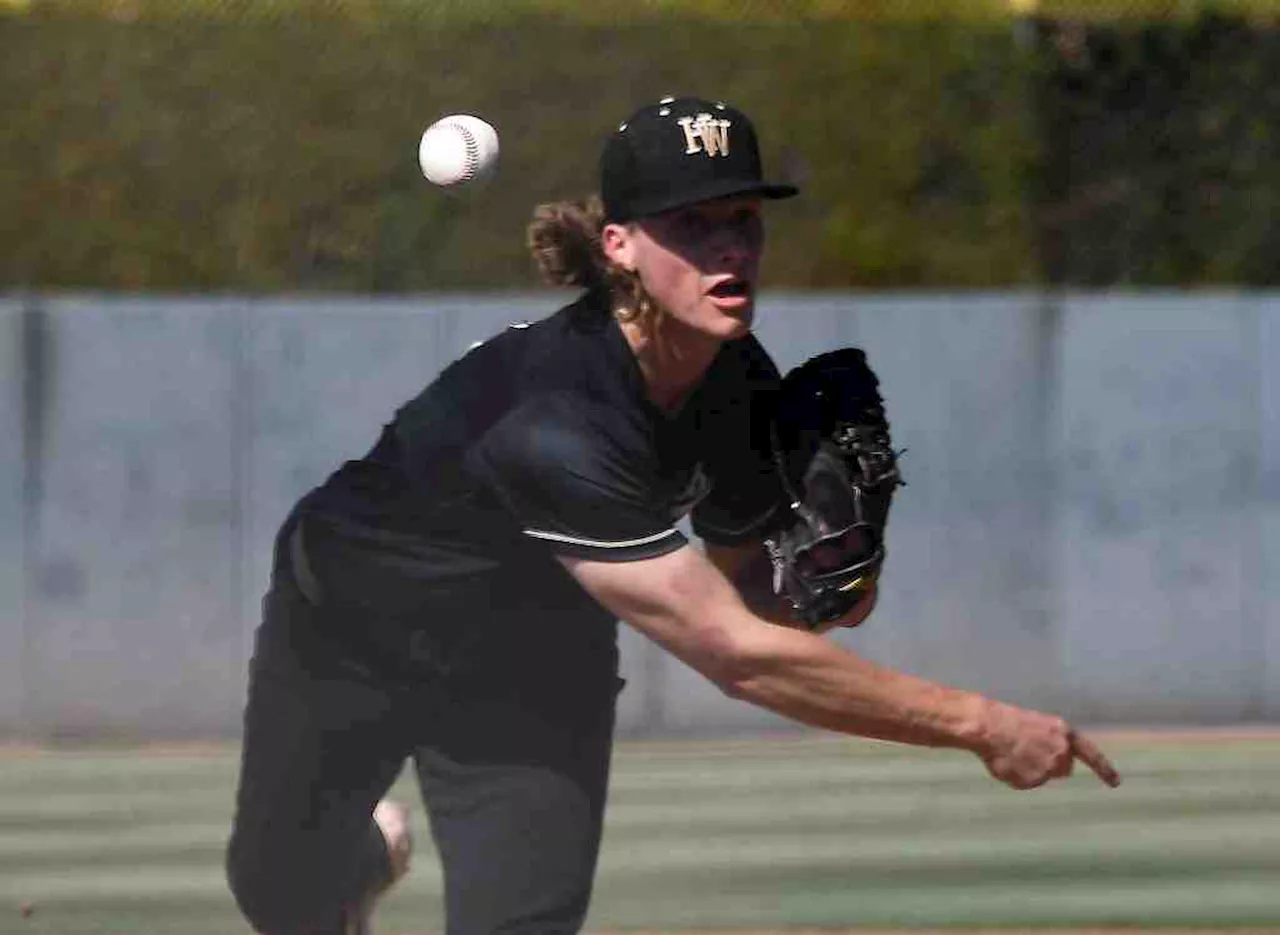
[[607, 196, 765, 341]]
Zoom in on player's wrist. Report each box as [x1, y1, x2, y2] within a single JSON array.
[[952, 693, 999, 755]]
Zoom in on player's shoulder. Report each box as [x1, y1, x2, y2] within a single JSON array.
[[427, 293, 614, 401], [482, 386, 641, 472], [532, 290, 626, 367], [468, 291, 620, 377], [469, 388, 651, 521]]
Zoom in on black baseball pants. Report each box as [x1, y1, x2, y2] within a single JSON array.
[[226, 553, 621, 935]]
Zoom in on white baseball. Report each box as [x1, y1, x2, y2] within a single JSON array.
[[417, 114, 500, 187]]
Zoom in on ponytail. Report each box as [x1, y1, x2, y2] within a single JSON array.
[[526, 196, 659, 330]]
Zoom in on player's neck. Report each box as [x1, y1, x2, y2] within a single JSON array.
[[618, 317, 720, 414]]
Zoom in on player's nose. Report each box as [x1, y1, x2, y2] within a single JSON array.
[[711, 227, 757, 269]]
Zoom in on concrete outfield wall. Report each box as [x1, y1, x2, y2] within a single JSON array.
[[1055, 295, 1264, 723], [1263, 299, 1280, 719], [1, 292, 1277, 738], [0, 300, 25, 735], [20, 298, 247, 737]]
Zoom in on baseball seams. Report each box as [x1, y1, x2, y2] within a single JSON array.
[[448, 121, 480, 182]]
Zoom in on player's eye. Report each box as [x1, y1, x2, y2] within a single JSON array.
[[672, 210, 710, 239], [732, 210, 763, 241]]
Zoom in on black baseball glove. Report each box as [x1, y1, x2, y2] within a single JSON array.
[[764, 348, 904, 629]]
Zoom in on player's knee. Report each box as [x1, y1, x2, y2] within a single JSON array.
[[485, 896, 593, 935], [447, 869, 594, 935], [224, 836, 290, 932]]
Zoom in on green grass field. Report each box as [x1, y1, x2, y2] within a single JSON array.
[[7, 0, 1280, 23], [2, 731, 1279, 935]]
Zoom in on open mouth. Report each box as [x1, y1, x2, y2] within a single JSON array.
[[709, 279, 751, 300]]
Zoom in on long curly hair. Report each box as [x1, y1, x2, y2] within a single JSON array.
[[526, 195, 659, 331]]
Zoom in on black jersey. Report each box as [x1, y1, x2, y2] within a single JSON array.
[[292, 291, 782, 641]]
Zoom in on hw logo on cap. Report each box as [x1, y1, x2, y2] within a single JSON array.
[[600, 95, 797, 221], [678, 113, 732, 157]]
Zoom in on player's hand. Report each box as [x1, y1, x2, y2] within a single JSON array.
[[974, 700, 1122, 790]]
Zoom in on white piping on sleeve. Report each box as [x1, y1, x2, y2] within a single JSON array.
[[523, 527, 682, 549]]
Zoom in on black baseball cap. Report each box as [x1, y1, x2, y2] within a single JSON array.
[[600, 96, 799, 223]]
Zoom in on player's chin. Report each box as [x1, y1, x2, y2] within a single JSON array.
[[703, 296, 756, 337]]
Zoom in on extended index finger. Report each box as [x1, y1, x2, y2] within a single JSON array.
[[1069, 729, 1122, 788]]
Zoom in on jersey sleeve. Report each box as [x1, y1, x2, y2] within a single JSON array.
[[691, 336, 785, 546], [470, 394, 689, 562]]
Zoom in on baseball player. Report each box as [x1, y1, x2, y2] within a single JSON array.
[[225, 96, 1120, 935]]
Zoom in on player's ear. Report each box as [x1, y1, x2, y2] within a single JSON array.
[[601, 221, 637, 272]]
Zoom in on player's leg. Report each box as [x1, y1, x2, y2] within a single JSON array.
[[412, 664, 621, 935], [225, 579, 416, 935]]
